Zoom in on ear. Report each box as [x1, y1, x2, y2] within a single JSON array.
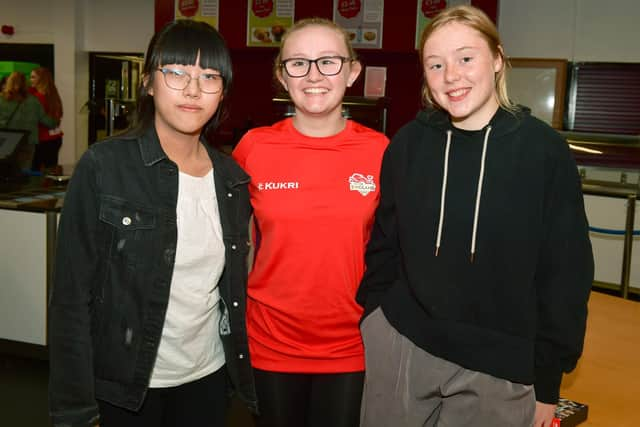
[[142, 73, 153, 96], [346, 60, 362, 87], [494, 45, 505, 73], [276, 70, 288, 92]]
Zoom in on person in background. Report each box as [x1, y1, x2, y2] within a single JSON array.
[[232, 17, 389, 427], [48, 19, 257, 427], [0, 71, 58, 171], [356, 5, 593, 427], [29, 66, 64, 171]]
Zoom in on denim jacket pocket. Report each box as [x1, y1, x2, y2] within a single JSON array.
[[99, 195, 156, 230], [99, 195, 157, 262]]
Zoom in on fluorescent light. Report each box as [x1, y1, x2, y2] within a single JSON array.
[[569, 144, 602, 154]]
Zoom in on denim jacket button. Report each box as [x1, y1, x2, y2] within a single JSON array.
[[238, 353, 245, 359], [233, 301, 239, 307], [227, 192, 233, 198], [122, 216, 132, 226], [231, 244, 237, 250]]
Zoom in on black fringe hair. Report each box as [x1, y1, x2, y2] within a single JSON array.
[[131, 19, 233, 143]]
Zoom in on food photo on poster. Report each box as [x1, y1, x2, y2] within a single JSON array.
[[334, 0, 384, 49], [247, 0, 294, 47]]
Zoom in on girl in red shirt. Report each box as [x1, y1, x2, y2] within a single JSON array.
[[233, 17, 388, 427], [29, 67, 63, 171]]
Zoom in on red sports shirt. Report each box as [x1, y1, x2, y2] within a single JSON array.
[[233, 118, 389, 373]]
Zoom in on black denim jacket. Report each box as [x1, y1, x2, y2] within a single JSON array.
[[48, 125, 257, 427]]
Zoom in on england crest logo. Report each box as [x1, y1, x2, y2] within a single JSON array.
[[349, 173, 376, 196]]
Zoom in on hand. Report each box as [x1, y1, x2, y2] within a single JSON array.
[[533, 401, 557, 427]]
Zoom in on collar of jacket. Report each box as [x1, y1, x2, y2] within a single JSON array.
[[135, 123, 250, 187]]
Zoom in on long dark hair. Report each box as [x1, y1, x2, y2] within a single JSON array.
[[132, 19, 233, 142], [32, 67, 63, 119]]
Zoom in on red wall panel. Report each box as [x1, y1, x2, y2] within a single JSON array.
[[154, 0, 498, 142]]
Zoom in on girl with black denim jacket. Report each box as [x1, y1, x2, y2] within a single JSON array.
[[48, 20, 257, 427]]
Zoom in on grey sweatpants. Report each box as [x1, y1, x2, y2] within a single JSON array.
[[360, 308, 535, 427]]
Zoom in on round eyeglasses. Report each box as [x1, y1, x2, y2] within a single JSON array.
[[157, 68, 223, 94], [280, 56, 352, 78]]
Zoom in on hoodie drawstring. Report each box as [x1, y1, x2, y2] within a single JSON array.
[[435, 126, 492, 263], [435, 130, 452, 257]]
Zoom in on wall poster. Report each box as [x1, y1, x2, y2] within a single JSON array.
[[415, 0, 470, 49], [333, 0, 384, 49], [175, 0, 219, 28], [247, 0, 295, 47]]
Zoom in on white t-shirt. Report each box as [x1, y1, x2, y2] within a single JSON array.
[[150, 169, 226, 388]]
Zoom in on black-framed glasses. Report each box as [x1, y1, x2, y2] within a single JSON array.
[[280, 56, 352, 78], [157, 68, 223, 94]]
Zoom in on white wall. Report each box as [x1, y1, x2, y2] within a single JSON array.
[[0, 0, 154, 166], [81, 1, 154, 53], [499, 0, 640, 62]]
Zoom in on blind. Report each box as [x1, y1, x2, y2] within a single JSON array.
[[567, 62, 640, 135]]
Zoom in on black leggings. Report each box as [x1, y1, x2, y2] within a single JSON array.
[[253, 369, 365, 427], [98, 368, 228, 427]]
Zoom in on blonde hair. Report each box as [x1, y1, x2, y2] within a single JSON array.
[[1, 71, 28, 102], [418, 5, 516, 112], [273, 17, 358, 82]]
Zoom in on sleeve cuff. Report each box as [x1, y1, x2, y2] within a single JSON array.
[[534, 368, 563, 404], [51, 406, 99, 427]]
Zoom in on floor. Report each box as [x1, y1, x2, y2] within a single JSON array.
[[1, 354, 51, 426], [0, 352, 255, 427]]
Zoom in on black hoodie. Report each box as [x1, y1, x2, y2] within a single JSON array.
[[356, 106, 593, 403]]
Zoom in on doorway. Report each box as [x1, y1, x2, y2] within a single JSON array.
[[88, 52, 144, 144]]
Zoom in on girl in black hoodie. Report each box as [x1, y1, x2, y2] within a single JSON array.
[[357, 5, 593, 427]]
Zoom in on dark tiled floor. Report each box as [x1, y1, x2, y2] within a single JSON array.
[[0, 353, 255, 427], [1, 354, 51, 427]]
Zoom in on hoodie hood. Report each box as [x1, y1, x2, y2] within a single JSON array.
[[416, 105, 531, 137]]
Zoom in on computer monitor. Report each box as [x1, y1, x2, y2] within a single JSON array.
[[0, 128, 29, 178]]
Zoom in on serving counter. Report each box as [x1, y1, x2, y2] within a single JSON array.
[[0, 177, 66, 349], [567, 132, 640, 298]]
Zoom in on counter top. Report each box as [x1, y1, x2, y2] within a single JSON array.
[[0, 176, 67, 212]]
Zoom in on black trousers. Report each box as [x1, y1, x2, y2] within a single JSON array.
[[253, 368, 365, 427], [31, 137, 62, 170], [98, 367, 228, 427]]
